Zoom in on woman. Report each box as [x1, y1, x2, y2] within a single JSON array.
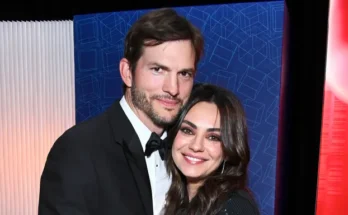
[[163, 83, 260, 215]]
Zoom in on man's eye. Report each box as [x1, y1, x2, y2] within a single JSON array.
[[151, 67, 162, 72], [180, 71, 193, 77]]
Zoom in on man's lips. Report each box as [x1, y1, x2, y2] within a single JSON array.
[[157, 98, 180, 107]]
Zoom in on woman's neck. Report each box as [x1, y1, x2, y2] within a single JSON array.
[[187, 180, 203, 201]]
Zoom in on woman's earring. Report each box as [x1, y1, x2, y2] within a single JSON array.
[[221, 160, 226, 174]]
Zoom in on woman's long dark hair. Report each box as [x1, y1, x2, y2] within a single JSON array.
[[164, 83, 251, 215]]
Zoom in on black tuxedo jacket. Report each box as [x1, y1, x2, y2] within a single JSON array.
[[38, 100, 153, 215]]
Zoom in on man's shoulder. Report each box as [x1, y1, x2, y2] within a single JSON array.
[[54, 101, 123, 144], [68, 111, 108, 137], [63, 100, 125, 138], [51, 111, 107, 150]]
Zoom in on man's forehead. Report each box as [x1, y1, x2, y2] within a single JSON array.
[[141, 43, 195, 69]]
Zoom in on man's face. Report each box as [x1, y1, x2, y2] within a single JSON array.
[[131, 40, 196, 127]]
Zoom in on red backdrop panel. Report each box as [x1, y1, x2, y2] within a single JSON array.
[[316, 0, 348, 214]]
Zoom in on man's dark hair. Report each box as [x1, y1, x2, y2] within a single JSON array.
[[122, 8, 204, 92]]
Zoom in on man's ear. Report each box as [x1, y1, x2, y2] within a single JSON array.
[[119, 58, 132, 88]]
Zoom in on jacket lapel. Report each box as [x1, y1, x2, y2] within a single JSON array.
[[122, 137, 152, 214], [106, 101, 153, 215]]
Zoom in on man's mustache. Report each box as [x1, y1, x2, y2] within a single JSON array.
[[150, 95, 182, 104]]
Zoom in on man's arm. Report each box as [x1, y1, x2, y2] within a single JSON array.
[[38, 131, 98, 215]]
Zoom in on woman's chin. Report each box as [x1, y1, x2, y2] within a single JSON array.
[[184, 174, 206, 184]]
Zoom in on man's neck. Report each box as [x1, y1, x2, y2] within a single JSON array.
[[124, 92, 164, 136]]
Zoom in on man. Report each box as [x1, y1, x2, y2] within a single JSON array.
[[38, 8, 204, 215]]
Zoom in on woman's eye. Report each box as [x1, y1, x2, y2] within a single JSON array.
[[180, 127, 193, 135], [208, 135, 221, 142]]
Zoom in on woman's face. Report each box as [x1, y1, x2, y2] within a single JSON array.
[[172, 101, 224, 181]]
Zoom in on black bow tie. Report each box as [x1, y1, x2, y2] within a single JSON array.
[[144, 132, 167, 160]]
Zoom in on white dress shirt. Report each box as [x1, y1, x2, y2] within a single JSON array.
[[120, 96, 171, 215]]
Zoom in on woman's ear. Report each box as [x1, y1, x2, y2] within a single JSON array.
[[119, 58, 132, 88]]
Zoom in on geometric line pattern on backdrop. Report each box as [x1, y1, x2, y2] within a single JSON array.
[[73, 2, 284, 215]]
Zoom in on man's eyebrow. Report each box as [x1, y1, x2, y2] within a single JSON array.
[[148, 62, 195, 74], [180, 68, 195, 76], [147, 62, 170, 71]]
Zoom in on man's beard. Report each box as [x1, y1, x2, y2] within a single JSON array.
[[130, 84, 183, 127]]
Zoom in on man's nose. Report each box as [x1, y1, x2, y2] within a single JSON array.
[[162, 73, 179, 97]]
